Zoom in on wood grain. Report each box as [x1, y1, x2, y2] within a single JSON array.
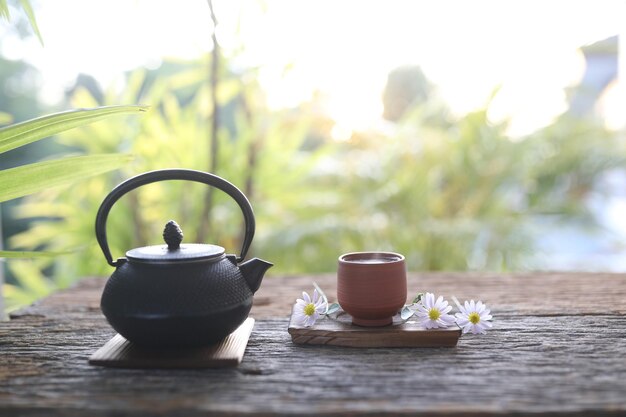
[[2, 272, 626, 416], [89, 318, 254, 369], [288, 308, 461, 347], [251, 271, 626, 317]]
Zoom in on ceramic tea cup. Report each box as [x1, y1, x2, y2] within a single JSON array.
[[337, 252, 407, 327]]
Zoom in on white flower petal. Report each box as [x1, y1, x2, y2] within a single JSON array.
[[442, 305, 452, 314], [476, 301, 485, 313], [424, 320, 437, 329], [293, 313, 308, 326], [435, 295, 444, 308], [462, 323, 473, 334], [456, 304, 466, 315], [474, 323, 485, 334], [424, 293, 435, 309], [304, 313, 318, 327], [456, 317, 469, 327], [312, 289, 319, 304], [296, 299, 307, 306], [469, 300, 476, 311], [302, 291, 311, 304], [464, 300, 471, 312], [482, 314, 493, 321], [416, 304, 428, 314]]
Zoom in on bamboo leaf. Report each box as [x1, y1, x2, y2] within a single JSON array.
[[0, 154, 134, 203], [0, 250, 72, 258], [0, 1, 10, 20], [17, 0, 42, 45], [0, 105, 148, 154], [3, 283, 36, 313], [7, 260, 53, 297]]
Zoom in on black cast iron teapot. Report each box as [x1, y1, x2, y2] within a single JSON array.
[[95, 169, 272, 348]]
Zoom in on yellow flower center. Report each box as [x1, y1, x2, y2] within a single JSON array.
[[303, 303, 316, 316], [428, 308, 441, 321], [469, 312, 481, 324]]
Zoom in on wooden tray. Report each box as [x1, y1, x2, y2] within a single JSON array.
[[288, 309, 461, 348], [89, 318, 254, 369]]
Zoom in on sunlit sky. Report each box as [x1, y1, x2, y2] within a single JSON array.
[[1, 0, 625, 136]]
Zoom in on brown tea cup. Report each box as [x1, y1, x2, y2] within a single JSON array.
[[337, 252, 407, 327]]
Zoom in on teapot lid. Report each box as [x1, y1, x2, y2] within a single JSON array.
[[125, 220, 225, 264]]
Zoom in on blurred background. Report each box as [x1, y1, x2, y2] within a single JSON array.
[[1, 0, 625, 313]]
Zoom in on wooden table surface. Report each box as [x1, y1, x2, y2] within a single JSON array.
[[1, 272, 626, 416]]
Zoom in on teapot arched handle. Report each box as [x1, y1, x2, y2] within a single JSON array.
[[95, 169, 255, 267]]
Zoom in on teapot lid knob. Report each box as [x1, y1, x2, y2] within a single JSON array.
[[163, 220, 183, 250], [126, 219, 224, 263]]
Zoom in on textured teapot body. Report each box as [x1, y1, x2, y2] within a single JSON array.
[[101, 255, 254, 348], [95, 169, 272, 348]]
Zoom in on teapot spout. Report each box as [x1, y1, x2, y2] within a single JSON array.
[[240, 258, 273, 294]]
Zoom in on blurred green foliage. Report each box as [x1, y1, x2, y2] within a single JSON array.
[[0, 105, 148, 312], [1, 0, 147, 313], [3, 53, 625, 313]]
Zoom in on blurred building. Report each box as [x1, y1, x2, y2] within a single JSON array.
[[568, 35, 618, 118], [382, 66, 432, 122]]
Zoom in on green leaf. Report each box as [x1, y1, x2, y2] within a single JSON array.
[[217, 79, 242, 105], [0, 105, 149, 155], [0, 1, 9, 21], [17, 0, 42, 45], [0, 250, 72, 258], [7, 260, 53, 298], [326, 303, 340, 315], [400, 305, 414, 320], [412, 292, 424, 304], [3, 283, 36, 313], [0, 154, 133, 203]]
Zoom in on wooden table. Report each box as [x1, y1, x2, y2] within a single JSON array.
[[1, 272, 626, 416]]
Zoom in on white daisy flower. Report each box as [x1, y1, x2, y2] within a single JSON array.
[[455, 299, 493, 334], [293, 289, 327, 327], [411, 292, 455, 329]]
